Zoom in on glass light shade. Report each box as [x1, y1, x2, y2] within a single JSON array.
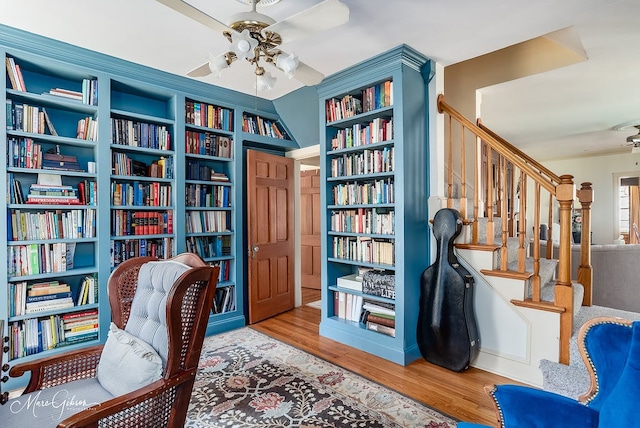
[[230, 29, 258, 61], [208, 55, 230, 77], [275, 52, 299, 79], [255, 71, 276, 91]]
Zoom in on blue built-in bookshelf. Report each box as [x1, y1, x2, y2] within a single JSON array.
[[318, 45, 434, 365], [0, 23, 298, 391]]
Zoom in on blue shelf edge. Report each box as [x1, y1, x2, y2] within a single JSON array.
[[319, 318, 421, 366]]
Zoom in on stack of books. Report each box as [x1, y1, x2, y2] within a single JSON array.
[[21, 281, 73, 315], [27, 183, 80, 205], [76, 274, 98, 306], [60, 308, 99, 347], [42, 153, 82, 172], [362, 300, 395, 337], [212, 285, 234, 314]]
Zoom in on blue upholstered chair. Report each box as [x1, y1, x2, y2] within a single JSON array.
[[0, 253, 219, 427], [459, 316, 639, 427]]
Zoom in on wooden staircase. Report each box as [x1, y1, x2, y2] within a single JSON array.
[[436, 95, 594, 386]]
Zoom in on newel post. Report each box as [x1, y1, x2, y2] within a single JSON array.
[[577, 182, 593, 306], [555, 175, 576, 364]]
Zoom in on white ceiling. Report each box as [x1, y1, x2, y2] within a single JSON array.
[[1, 0, 638, 161]]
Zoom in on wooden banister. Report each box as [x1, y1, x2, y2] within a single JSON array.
[[437, 94, 592, 366], [477, 119, 561, 184], [438, 95, 558, 194], [577, 182, 593, 306]]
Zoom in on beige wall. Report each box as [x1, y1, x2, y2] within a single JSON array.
[[543, 153, 640, 244]]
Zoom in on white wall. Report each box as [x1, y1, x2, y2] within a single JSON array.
[[543, 152, 640, 244]]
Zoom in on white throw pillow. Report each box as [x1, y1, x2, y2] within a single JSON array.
[[97, 322, 163, 396]]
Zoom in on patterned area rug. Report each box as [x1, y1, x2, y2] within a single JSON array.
[[186, 327, 456, 427]]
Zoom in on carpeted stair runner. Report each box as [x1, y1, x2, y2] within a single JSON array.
[[453, 213, 640, 400], [539, 305, 640, 399]]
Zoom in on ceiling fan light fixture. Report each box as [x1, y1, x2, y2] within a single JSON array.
[[208, 54, 231, 77], [275, 52, 299, 78], [255, 67, 276, 91], [230, 29, 258, 61]]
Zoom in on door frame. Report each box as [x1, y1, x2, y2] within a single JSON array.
[[286, 144, 320, 308]]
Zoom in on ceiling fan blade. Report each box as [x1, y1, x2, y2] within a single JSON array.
[[264, 0, 349, 44], [187, 61, 212, 77], [155, 0, 233, 34], [288, 60, 324, 86]]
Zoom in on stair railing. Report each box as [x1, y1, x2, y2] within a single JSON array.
[[437, 94, 589, 364]]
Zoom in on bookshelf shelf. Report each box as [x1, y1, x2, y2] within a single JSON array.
[[318, 46, 432, 365]]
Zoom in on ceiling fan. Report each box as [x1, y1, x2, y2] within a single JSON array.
[[613, 121, 640, 153], [155, 0, 350, 90]]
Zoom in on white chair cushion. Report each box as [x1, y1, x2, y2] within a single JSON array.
[[97, 322, 162, 396], [124, 260, 191, 365]]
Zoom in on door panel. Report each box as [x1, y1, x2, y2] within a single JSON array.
[[300, 170, 321, 289], [247, 150, 294, 323]]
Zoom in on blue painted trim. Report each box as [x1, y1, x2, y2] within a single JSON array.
[[0, 24, 277, 113]]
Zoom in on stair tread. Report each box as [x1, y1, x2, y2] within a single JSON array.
[[539, 305, 640, 399]]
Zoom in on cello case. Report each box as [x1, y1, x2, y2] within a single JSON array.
[[417, 208, 479, 371]]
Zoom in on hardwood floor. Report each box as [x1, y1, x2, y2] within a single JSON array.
[[251, 287, 515, 426]]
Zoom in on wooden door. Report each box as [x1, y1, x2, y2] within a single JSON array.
[[300, 169, 321, 289], [246, 150, 295, 323]]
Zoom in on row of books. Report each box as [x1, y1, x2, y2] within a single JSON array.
[[212, 285, 234, 314], [186, 159, 230, 182], [76, 116, 98, 141], [330, 207, 395, 235], [110, 118, 172, 151], [333, 291, 364, 323], [185, 100, 233, 131], [111, 181, 172, 207], [332, 178, 395, 206], [9, 208, 97, 241], [186, 183, 231, 208], [7, 137, 43, 169], [5, 57, 26, 92], [7, 101, 58, 135], [186, 211, 231, 233], [210, 260, 231, 283], [111, 210, 173, 236], [110, 238, 173, 268], [326, 94, 362, 123], [330, 118, 394, 150], [330, 146, 395, 177], [8, 275, 97, 317], [7, 242, 75, 277], [185, 131, 233, 158], [361, 80, 393, 113], [7, 309, 99, 360], [43, 78, 98, 106], [325, 80, 393, 123], [332, 236, 395, 265], [185, 235, 231, 259], [242, 114, 289, 140], [111, 152, 174, 179]]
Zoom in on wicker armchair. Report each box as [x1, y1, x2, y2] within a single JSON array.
[[2, 253, 219, 427]]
